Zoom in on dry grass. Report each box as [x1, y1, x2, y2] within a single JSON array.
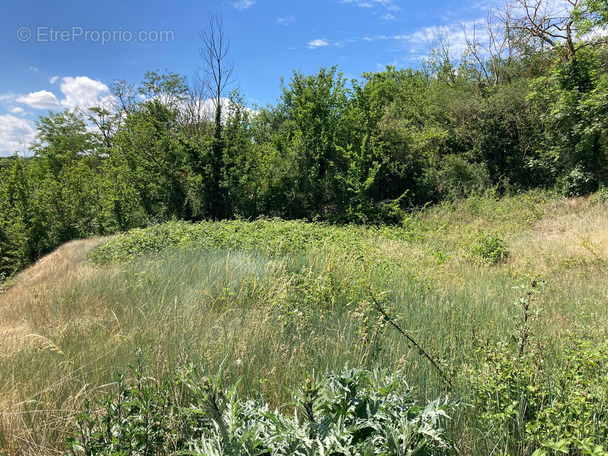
[[0, 238, 105, 355], [0, 238, 110, 455], [510, 198, 608, 274], [1, 196, 608, 454]]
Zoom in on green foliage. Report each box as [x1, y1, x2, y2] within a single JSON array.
[[528, 51, 608, 195], [437, 155, 490, 200], [2, 4, 608, 293], [4, 13, 608, 452], [89, 219, 379, 265], [464, 282, 608, 455], [468, 336, 608, 455], [68, 357, 178, 455], [591, 183, 608, 205], [4, 194, 608, 454], [471, 232, 509, 264], [68, 366, 453, 455]]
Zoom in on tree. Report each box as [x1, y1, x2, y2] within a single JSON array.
[[139, 70, 188, 111], [199, 12, 234, 219], [527, 48, 608, 194], [580, 0, 608, 31], [111, 98, 189, 221], [279, 67, 351, 218], [32, 110, 100, 175], [508, 0, 608, 61]]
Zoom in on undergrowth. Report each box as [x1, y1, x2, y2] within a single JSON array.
[[68, 364, 454, 455], [3, 192, 608, 455]]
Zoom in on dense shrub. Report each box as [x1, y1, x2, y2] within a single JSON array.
[[471, 232, 509, 265]]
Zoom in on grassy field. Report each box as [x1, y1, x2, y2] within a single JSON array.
[[1, 192, 608, 454]]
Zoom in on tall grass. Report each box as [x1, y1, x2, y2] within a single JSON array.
[[1, 192, 608, 454]]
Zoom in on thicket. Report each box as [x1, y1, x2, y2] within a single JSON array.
[[1, 2, 608, 279]]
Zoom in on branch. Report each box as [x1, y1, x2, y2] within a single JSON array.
[[367, 287, 452, 389]]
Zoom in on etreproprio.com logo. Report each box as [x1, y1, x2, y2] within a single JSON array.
[[17, 26, 174, 45]]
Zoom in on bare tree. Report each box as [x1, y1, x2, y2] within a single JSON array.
[[180, 74, 214, 141], [462, 6, 517, 86], [508, 0, 599, 60], [199, 12, 234, 140], [198, 12, 234, 219]]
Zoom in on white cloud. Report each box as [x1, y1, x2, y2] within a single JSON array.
[[10, 107, 25, 115], [232, 0, 255, 10], [341, 0, 401, 12], [29, 66, 39, 72], [404, 20, 490, 58], [308, 38, 329, 49], [59, 76, 110, 110], [16, 90, 60, 110], [277, 16, 295, 26], [0, 115, 36, 156], [50, 76, 59, 84], [180, 96, 256, 125], [363, 35, 390, 42], [0, 94, 16, 104], [381, 13, 396, 21]]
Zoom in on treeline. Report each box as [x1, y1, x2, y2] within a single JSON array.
[[1, 1, 608, 278]]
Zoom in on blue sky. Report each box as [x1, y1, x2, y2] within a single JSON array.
[[0, 0, 495, 155]]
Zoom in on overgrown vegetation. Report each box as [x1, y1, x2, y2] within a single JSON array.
[[68, 364, 453, 455], [1, 0, 608, 453], [1, 0, 608, 280], [2, 194, 608, 454]]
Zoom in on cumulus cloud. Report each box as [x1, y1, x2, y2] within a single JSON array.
[[59, 76, 110, 110], [7, 76, 110, 114], [16, 90, 60, 110], [180, 96, 256, 126], [10, 107, 25, 115], [232, 0, 255, 10], [0, 115, 36, 156], [277, 15, 295, 26], [308, 38, 329, 49], [29, 66, 39, 72]]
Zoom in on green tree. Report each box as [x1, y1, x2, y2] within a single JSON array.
[[279, 66, 352, 218], [528, 48, 608, 195]]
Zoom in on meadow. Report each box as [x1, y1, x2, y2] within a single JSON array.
[[1, 191, 608, 455]]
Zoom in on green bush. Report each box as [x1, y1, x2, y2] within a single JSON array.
[[463, 282, 608, 454], [437, 155, 491, 200], [591, 184, 608, 205], [471, 232, 509, 265], [558, 165, 598, 197], [466, 338, 608, 455], [89, 219, 386, 265]]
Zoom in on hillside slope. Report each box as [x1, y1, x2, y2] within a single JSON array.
[[1, 194, 608, 454]]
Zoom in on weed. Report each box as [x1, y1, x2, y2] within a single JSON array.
[[67, 365, 453, 455], [471, 232, 509, 265]]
